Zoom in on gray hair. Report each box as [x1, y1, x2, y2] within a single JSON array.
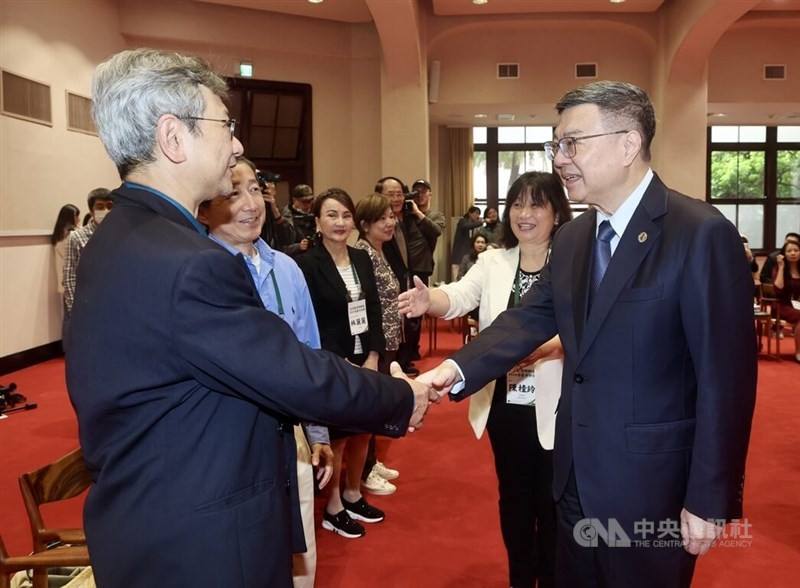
[[92, 48, 228, 178], [556, 81, 656, 161]]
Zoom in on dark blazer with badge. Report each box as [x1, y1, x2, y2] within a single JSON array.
[[66, 184, 412, 588], [449, 174, 756, 534], [297, 244, 386, 359]]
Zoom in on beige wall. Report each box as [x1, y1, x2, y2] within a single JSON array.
[[1, 0, 124, 357], [428, 15, 656, 125], [708, 24, 800, 105], [0, 0, 387, 356]]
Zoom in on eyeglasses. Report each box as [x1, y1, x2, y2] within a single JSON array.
[[543, 130, 630, 161], [181, 116, 237, 138]]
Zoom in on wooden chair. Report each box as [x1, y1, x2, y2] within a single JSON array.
[[0, 535, 89, 588], [18, 448, 91, 553], [758, 283, 792, 359]]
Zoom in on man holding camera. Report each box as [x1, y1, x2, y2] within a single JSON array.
[[257, 171, 295, 251], [377, 177, 444, 375], [282, 184, 318, 257]]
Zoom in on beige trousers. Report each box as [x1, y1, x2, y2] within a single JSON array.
[[292, 426, 317, 588]]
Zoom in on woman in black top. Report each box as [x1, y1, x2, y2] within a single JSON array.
[[297, 188, 386, 539]]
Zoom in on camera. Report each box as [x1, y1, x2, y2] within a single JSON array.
[[256, 170, 281, 191], [403, 190, 418, 213]]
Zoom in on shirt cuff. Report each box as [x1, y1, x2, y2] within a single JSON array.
[[304, 424, 330, 446], [445, 359, 467, 395]]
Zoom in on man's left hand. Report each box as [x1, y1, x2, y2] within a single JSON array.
[[680, 508, 723, 555], [311, 443, 334, 489]]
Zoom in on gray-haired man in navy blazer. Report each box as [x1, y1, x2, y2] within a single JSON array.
[[408, 81, 756, 587], [66, 48, 433, 588]]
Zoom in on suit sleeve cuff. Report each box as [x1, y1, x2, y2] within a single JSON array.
[[445, 359, 467, 395]]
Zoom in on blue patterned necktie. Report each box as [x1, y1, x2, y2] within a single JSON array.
[[590, 220, 616, 305]]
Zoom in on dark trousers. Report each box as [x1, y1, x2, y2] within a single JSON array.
[[556, 469, 697, 588], [486, 384, 556, 588], [397, 273, 429, 368]]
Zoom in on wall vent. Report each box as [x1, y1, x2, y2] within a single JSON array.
[[66, 92, 97, 135], [497, 63, 519, 79], [763, 64, 786, 80], [575, 63, 597, 79], [1, 70, 52, 126]]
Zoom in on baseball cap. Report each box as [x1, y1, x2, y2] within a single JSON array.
[[412, 179, 431, 191]]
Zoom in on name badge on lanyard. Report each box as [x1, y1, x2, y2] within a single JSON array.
[[506, 366, 536, 406], [348, 299, 368, 335], [504, 250, 548, 407]]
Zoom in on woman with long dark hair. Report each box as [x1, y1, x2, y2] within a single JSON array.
[[51, 204, 80, 295], [399, 172, 572, 588], [772, 239, 800, 362]]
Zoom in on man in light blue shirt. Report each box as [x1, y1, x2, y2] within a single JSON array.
[[199, 156, 331, 588]]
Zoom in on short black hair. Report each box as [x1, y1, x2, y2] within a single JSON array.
[[556, 81, 656, 161], [785, 232, 800, 243], [501, 172, 572, 249], [87, 187, 113, 210]]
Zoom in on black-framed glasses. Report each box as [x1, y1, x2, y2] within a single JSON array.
[[181, 116, 237, 138], [543, 130, 630, 161]]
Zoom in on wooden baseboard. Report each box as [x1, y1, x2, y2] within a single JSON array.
[[0, 341, 63, 376]]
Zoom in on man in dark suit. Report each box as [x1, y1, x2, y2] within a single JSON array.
[[410, 81, 756, 587], [66, 48, 432, 588]]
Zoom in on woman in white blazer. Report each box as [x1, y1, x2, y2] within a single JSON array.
[[400, 172, 571, 588]]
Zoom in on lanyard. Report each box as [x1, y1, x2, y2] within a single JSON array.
[[513, 248, 550, 306], [346, 260, 362, 302], [269, 270, 285, 316]]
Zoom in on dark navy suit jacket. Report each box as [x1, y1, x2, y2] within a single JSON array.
[[451, 174, 756, 532], [66, 184, 413, 587]]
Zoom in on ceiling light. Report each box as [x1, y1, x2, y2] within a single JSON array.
[[474, 114, 488, 119], [497, 114, 515, 121], [308, 0, 324, 4], [707, 112, 727, 118], [239, 61, 253, 78], [473, 0, 489, 5], [609, 0, 626, 4]]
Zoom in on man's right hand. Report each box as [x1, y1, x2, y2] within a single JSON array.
[[397, 275, 431, 318], [390, 361, 436, 431], [415, 361, 463, 398]]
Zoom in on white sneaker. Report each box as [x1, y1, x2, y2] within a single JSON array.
[[361, 471, 396, 495], [372, 461, 399, 481]]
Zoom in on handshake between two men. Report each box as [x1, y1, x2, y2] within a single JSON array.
[[389, 277, 466, 432]]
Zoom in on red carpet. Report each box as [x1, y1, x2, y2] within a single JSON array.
[[1, 324, 798, 587]]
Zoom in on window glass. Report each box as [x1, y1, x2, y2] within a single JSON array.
[[710, 151, 765, 199], [713, 204, 764, 249], [711, 126, 738, 142], [498, 126, 525, 143], [473, 151, 487, 209], [737, 205, 764, 249], [738, 126, 766, 142], [472, 127, 487, 144], [777, 126, 800, 142], [777, 150, 800, 198], [525, 126, 553, 143], [497, 151, 551, 217], [776, 205, 800, 245]]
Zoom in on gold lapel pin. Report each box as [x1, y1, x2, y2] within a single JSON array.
[[638, 232, 648, 243]]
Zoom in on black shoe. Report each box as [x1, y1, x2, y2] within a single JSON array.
[[342, 496, 385, 523], [321, 509, 365, 539]]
